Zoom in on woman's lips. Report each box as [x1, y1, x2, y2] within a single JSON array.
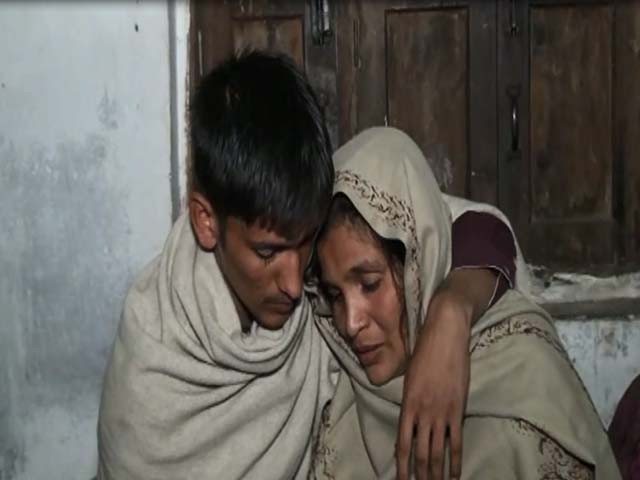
[[354, 343, 383, 366]]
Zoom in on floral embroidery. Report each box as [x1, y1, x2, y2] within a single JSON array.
[[471, 315, 599, 415], [511, 419, 594, 480], [471, 315, 567, 359], [309, 400, 337, 480]]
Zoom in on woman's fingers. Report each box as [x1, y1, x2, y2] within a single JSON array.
[[448, 412, 463, 479], [396, 403, 415, 480], [428, 421, 446, 480], [396, 413, 463, 480], [414, 420, 432, 480]]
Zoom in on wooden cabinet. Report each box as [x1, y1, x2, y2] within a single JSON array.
[[499, 0, 640, 271], [334, 1, 498, 205], [189, 1, 339, 144], [191, 0, 640, 273]]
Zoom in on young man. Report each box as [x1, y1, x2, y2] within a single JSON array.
[[97, 50, 518, 480]]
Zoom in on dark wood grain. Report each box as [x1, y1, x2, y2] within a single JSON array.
[[469, 1, 499, 204], [188, 0, 339, 170], [616, 2, 640, 266], [530, 5, 612, 221], [387, 8, 468, 194], [232, 17, 304, 65], [190, 0, 640, 273]]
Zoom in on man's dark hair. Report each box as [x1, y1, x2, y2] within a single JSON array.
[[190, 49, 334, 238]]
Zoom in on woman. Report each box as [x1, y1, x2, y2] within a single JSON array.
[[311, 127, 620, 479]]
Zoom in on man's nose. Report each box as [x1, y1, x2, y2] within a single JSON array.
[[277, 252, 303, 300]]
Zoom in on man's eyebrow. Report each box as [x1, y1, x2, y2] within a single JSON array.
[[251, 229, 317, 250], [249, 240, 288, 250]]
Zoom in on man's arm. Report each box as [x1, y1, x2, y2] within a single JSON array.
[[396, 211, 517, 480]]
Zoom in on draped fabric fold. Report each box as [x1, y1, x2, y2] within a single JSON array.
[[312, 127, 620, 480], [98, 214, 336, 480]]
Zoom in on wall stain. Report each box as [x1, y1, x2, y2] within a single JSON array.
[[97, 90, 118, 130], [597, 327, 628, 359], [0, 447, 24, 480], [0, 133, 131, 478]]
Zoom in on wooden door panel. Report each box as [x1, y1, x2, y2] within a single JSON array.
[[337, 1, 496, 198], [616, 3, 640, 264], [194, 2, 305, 77], [190, 0, 338, 149], [232, 17, 304, 65], [528, 4, 615, 266], [336, 0, 387, 139], [387, 8, 468, 195], [191, 0, 638, 271], [468, 2, 499, 204], [499, 0, 635, 269], [528, 220, 617, 266], [530, 5, 612, 222]]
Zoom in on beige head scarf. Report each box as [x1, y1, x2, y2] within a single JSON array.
[[312, 127, 620, 479], [97, 214, 336, 480]]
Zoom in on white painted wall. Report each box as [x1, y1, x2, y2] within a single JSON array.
[[0, 2, 189, 479], [171, 0, 191, 211]]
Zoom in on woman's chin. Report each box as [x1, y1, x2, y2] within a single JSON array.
[[365, 364, 401, 386]]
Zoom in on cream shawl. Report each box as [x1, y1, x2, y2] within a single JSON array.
[[97, 214, 336, 480], [312, 127, 620, 479]]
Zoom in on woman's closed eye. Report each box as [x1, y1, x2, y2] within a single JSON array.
[[361, 277, 381, 294]]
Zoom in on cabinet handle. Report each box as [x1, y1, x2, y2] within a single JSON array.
[[508, 85, 520, 153], [353, 18, 361, 69], [509, 0, 519, 36], [312, 0, 332, 46]]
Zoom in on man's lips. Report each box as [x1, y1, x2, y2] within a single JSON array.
[[268, 301, 294, 314]]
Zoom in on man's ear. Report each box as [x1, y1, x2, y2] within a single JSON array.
[[189, 192, 220, 251]]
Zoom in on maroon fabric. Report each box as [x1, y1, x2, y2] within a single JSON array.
[[609, 374, 640, 479], [451, 211, 517, 307]]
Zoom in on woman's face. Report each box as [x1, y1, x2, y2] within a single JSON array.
[[318, 221, 407, 385]]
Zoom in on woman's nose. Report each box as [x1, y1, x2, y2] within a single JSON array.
[[345, 301, 367, 339]]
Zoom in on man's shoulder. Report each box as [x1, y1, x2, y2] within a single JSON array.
[[121, 255, 164, 340]]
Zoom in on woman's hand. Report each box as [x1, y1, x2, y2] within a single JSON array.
[[396, 268, 498, 480]]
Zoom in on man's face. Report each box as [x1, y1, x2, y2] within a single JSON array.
[[216, 216, 316, 330]]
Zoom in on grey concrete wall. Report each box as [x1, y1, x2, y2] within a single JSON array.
[[558, 318, 640, 426], [533, 273, 640, 426], [0, 2, 186, 479]]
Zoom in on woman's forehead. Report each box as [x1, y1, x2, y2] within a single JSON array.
[[319, 222, 387, 270]]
